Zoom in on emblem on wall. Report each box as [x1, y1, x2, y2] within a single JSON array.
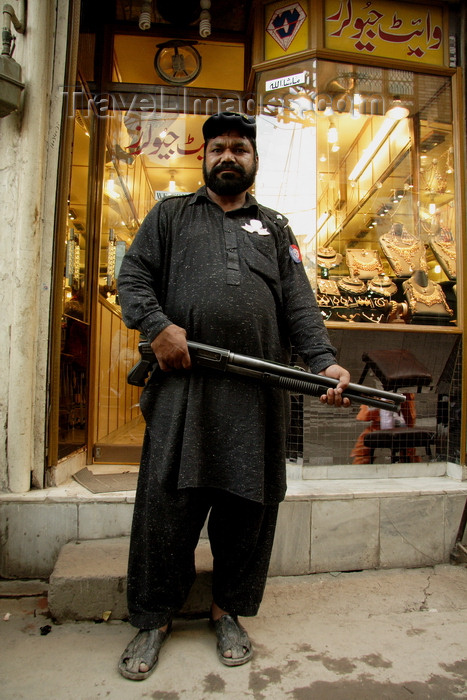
[[266, 2, 307, 51], [154, 40, 202, 85]]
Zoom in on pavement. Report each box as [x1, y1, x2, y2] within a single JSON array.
[[1, 564, 467, 700]]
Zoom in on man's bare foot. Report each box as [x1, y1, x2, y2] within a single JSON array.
[[211, 601, 228, 622]]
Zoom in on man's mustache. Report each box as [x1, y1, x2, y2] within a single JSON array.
[[212, 163, 244, 176]]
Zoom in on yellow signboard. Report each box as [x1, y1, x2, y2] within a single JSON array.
[[324, 0, 444, 66], [264, 1, 309, 60]]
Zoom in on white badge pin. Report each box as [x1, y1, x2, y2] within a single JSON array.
[[242, 219, 270, 236]]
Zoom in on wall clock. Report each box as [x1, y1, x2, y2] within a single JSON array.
[[154, 40, 202, 85]]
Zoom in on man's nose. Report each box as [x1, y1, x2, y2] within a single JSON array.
[[220, 149, 235, 162]]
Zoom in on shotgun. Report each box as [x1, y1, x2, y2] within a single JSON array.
[[127, 339, 405, 412]]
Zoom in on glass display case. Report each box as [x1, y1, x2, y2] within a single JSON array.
[[255, 60, 458, 329]]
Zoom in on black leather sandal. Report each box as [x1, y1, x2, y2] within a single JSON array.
[[118, 623, 171, 680], [211, 614, 253, 667]]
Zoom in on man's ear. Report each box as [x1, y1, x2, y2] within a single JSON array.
[[255, 155, 259, 173]]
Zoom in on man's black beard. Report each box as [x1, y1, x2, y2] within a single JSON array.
[[203, 161, 256, 196]]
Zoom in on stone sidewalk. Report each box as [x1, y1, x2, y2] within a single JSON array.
[[1, 564, 467, 699]]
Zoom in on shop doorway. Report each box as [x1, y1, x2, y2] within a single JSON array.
[[47, 23, 246, 474]]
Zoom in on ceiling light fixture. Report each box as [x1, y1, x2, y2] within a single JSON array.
[[138, 1, 152, 30], [348, 118, 397, 182], [168, 170, 177, 193], [385, 96, 410, 120], [199, 0, 211, 37], [303, 211, 331, 245], [105, 177, 121, 200], [446, 146, 454, 174], [317, 211, 331, 230], [348, 97, 410, 182], [327, 122, 338, 144]]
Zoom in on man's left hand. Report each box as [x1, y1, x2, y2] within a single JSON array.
[[318, 364, 351, 407]]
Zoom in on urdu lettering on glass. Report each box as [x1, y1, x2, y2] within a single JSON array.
[[123, 113, 204, 163], [324, 0, 444, 66]]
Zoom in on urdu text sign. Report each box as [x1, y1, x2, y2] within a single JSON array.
[[324, 0, 444, 67]]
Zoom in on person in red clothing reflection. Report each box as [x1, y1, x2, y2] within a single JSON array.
[[351, 393, 421, 464]]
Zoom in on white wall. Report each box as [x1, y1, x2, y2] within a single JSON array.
[[0, 0, 72, 492]]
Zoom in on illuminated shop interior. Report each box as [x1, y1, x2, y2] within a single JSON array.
[[54, 8, 462, 474]]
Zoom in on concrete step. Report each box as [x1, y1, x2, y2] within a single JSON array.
[[48, 537, 213, 623], [3, 476, 466, 581]]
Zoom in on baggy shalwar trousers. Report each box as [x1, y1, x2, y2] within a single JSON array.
[[127, 483, 279, 630]]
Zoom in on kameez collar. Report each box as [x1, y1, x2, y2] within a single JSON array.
[[189, 186, 259, 215]]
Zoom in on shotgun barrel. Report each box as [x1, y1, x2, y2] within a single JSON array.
[[127, 339, 405, 412]]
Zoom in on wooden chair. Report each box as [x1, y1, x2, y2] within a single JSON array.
[[363, 427, 435, 463], [358, 350, 434, 463]]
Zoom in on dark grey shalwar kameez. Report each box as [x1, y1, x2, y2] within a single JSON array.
[[117, 187, 337, 629]]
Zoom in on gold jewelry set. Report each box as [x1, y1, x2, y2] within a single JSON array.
[[337, 276, 367, 294], [317, 247, 342, 268], [360, 312, 387, 324], [367, 275, 398, 297], [430, 236, 456, 277], [404, 279, 453, 316], [317, 293, 388, 309], [380, 233, 428, 275], [336, 275, 397, 298], [345, 249, 384, 277], [317, 279, 340, 295], [314, 236, 455, 321]]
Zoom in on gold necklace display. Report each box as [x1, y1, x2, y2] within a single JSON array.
[[404, 279, 453, 315], [346, 249, 384, 275], [367, 274, 398, 297], [430, 234, 456, 277], [433, 238, 456, 259], [380, 232, 428, 274], [337, 276, 367, 294]]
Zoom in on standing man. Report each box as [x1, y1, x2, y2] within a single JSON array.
[[117, 111, 350, 681]]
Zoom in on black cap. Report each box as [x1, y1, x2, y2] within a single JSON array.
[[202, 111, 256, 142]]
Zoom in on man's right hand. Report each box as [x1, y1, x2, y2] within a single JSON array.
[[151, 324, 191, 371]]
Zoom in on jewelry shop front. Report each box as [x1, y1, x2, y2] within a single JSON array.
[[248, 0, 465, 475], [49, 0, 465, 484]]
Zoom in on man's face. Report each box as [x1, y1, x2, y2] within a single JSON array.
[[203, 131, 258, 196]]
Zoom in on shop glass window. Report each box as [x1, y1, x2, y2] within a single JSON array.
[[253, 59, 461, 470], [94, 110, 206, 462], [256, 60, 457, 329]]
